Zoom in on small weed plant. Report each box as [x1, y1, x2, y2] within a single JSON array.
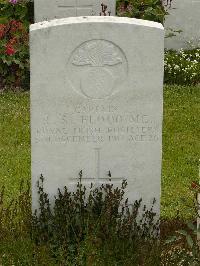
[[161, 181, 200, 265], [162, 221, 200, 265]]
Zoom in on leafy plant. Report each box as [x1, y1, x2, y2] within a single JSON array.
[[164, 48, 200, 85], [0, 0, 33, 90], [116, 0, 168, 24], [161, 179, 200, 265], [162, 222, 200, 265]]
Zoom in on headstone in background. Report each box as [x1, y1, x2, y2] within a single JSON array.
[[30, 16, 164, 215], [164, 0, 200, 50], [34, 0, 116, 22]]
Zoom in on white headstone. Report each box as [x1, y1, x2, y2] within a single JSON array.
[[34, 0, 116, 22], [30, 17, 164, 215], [165, 0, 200, 50]]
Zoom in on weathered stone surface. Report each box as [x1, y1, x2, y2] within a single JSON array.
[[165, 0, 200, 49], [30, 17, 164, 214], [34, 0, 116, 22]]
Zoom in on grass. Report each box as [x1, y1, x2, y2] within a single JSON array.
[[0, 92, 30, 199], [0, 85, 199, 219], [162, 85, 200, 219]]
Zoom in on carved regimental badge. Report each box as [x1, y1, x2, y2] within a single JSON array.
[[67, 40, 128, 99]]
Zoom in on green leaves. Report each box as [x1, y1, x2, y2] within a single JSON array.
[[165, 223, 197, 251], [116, 0, 167, 24], [165, 235, 181, 244], [187, 221, 198, 233], [176, 229, 188, 236], [0, 0, 33, 22], [186, 234, 194, 248], [164, 48, 200, 86]]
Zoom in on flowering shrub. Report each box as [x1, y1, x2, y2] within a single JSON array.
[[164, 49, 200, 85], [116, 0, 169, 24], [0, 0, 33, 90]]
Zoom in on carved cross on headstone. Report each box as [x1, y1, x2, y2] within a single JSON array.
[[70, 148, 124, 187], [34, 0, 116, 22]]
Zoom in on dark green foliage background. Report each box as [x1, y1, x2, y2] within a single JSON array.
[[117, 0, 167, 24]]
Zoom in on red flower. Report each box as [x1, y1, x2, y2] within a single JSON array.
[[10, 20, 23, 33], [5, 45, 16, 56], [191, 181, 200, 190]]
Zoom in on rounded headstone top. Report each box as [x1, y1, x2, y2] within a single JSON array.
[[30, 16, 164, 32]]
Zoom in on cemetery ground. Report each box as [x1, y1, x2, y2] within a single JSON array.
[[0, 84, 200, 264], [0, 85, 199, 219]]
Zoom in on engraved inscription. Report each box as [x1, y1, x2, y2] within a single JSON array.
[[67, 40, 128, 99], [34, 104, 159, 144]]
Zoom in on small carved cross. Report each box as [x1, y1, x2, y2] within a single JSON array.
[[70, 148, 124, 187], [56, 0, 93, 16]]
